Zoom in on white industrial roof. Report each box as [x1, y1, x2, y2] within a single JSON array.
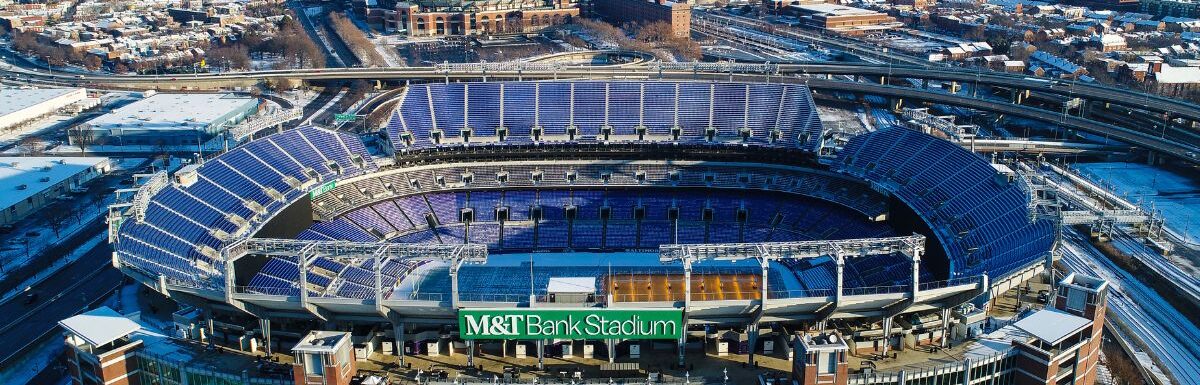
[[1013, 309, 1091, 345], [546, 277, 597, 293], [58, 306, 141, 347], [0, 156, 108, 210], [85, 93, 256, 131], [0, 88, 85, 117]]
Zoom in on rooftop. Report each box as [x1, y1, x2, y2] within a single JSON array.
[[0, 88, 86, 117], [0, 156, 109, 210], [59, 306, 140, 347], [294, 331, 351, 354], [794, 3, 879, 16], [85, 93, 257, 132], [1012, 309, 1091, 345]]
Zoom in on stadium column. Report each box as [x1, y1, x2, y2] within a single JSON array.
[[388, 312, 406, 366], [939, 308, 951, 348], [759, 256, 770, 306], [683, 258, 692, 311], [881, 316, 894, 356], [834, 252, 845, 309], [374, 250, 384, 315], [908, 242, 922, 299], [450, 257, 463, 309], [298, 250, 311, 314], [260, 318, 272, 356], [537, 339, 545, 370], [681, 257, 692, 367], [747, 323, 760, 366]]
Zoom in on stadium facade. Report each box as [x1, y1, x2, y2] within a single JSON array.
[[108, 80, 1057, 374]]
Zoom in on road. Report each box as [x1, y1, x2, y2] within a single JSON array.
[[1058, 229, 1200, 385], [7, 65, 1198, 163], [0, 236, 122, 367]]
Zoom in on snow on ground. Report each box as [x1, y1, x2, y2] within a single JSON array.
[[43, 136, 228, 155], [0, 233, 106, 304], [0, 334, 64, 385], [0, 157, 144, 295], [0, 113, 71, 147], [1059, 229, 1199, 385], [1074, 162, 1200, 246]]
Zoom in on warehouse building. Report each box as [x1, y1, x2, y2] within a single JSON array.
[[77, 93, 259, 147], [0, 88, 93, 132], [0, 156, 110, 226]]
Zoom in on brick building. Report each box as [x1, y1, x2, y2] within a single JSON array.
[[60, 307, 292, 385], [393, 0, 579, 36], [592, 0, 692, 38], [792, 273, 1109, 385], [292, 331, 357, 385], [790, 4, 903, 35]]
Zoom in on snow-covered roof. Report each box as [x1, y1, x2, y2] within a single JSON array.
[[0, 88, 86, 118], [58, 306, 141, 347], [0, 156, 109, 210], [1012, 309, 1091, 345], [547, 277, 597, 294], [85, 93, 256, 132], [1156, 64, 1200, 83]]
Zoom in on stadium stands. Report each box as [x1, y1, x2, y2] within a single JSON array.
[[835, 128, 1055, 279], [114, 126, 377, 288], [242, 188, 900, 297], [114, 80, 1034, 307], [309, 162, 890, 220], [387, 81, 824, 152]]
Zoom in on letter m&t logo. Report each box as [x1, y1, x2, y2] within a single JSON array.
[[462, 314, 519, 337]]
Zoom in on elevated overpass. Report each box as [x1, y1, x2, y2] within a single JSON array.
[[4, 64, 1198, 163], [10, 63, 1198, 124]]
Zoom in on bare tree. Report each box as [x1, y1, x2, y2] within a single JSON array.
[[330, 12, 385, 67], [68, 126, 95, 152], [88, 185, 107, 214], [18, 136, 46, 156], [44, 209, 70, 238]]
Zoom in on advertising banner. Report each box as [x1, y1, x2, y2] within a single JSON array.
[[458, 309, 684, 340]]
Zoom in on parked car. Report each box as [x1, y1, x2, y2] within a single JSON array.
[[1036, 290, 1051, 303]]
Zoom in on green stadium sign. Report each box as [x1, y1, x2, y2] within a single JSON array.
[[458, 309, 683, 340], [309, 180, 337, 199], [334, 113, 358, 123]]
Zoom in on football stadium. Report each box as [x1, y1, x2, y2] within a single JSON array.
[[109, 80, 1055, 369]]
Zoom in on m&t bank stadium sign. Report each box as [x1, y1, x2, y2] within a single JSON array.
[[458, 309, 683, 340]]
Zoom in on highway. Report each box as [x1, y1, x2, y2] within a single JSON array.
[[6, 61, 1200, 126], [6, 64, 1198, 163], [0, 238, 122, 367], [1059, 229, 1200, 385], [797, 78, 1200, 161]]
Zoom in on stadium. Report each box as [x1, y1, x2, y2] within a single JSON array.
[[109, 80, 1055, 361]]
